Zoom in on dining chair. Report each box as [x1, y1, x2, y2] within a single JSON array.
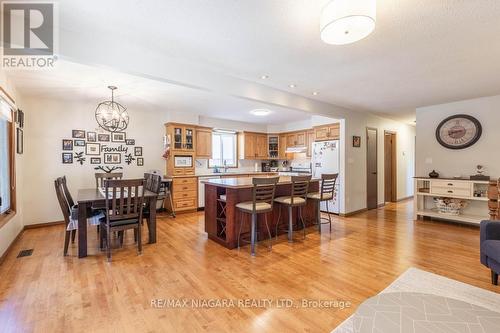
[[54, 177, 75, 256], [236, 177, 279, 256], [100, 178, 145, 262], [306, 173, 338, 233], [95, 172, 123, 188], [274, 175, 312, 242]]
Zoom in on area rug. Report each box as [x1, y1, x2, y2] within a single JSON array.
[[332, 268, 500, 333]]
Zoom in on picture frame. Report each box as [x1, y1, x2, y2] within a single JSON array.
[[74, 139, 85, 147], [62, 139, 73, 151], [353, 136, 361, 148], [90, 157, 101, 164], [72, 129, 85, 139], [85, 143, 101, 155], [104, 153, 121, 164], [98, 134, 110, 142], [134, 146, 143, 156], [125, 139, 135, 145], [16, 128, 23, 154], [87, 131, 97, 142], [62, 152, 73, 164], [137, 158, 144, 166], [111, 132, 126, 142]]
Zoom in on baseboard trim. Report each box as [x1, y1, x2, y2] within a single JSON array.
[[377, 203, 386, 208], [0, 228, 23, 265], [23, 220, 64, 229], [397, 195, 414, 202], [340, 208, 368, 217]]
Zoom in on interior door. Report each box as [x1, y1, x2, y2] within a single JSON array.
[[366, 128, 378, 210], [384, 132, 397, 202]]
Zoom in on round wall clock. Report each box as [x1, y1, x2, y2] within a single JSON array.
[[435, 114, 482, 149]]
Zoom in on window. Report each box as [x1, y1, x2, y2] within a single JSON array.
[[209, 130, 237, 168], [0, 100, 14, 217]]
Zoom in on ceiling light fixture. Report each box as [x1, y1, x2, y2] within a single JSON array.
[[261, 75, 269, 79], [312, 91, 319, 96], [251, 109, 271, 116], [320, 0, 376, 45], [95, 86, 129, 132], [289, 84, 296, 88]]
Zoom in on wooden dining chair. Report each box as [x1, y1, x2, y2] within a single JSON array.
[[95, 172, 123, 188], [100, 178, 145, 262], [54, 177, 75, 256]]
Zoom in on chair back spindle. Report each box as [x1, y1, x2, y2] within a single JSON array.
[[320, 173, 338, 200], [95, 172, 123, 188], [291, 175, 312, 205], [251, 177, 280, 213], [104, 179, 145, 223]]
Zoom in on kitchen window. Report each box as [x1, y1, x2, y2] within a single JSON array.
[[0, 100, 15, 223], [209, 130, 237, 168]]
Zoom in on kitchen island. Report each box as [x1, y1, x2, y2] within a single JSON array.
[[203, 176, 319, 250]]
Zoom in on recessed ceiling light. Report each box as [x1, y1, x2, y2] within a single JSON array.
[[261, 75, 269, 79], [312, 91, 319, 96], [250, 109, 271, 116], [289, 84, 296, 88]]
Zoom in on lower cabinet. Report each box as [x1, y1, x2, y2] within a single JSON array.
[[172, 177, 198, 212]]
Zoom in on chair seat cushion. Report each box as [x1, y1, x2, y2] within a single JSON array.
[[100, 217, 140, 227], [307, 192, 333, 200], [236, 201, 271, 213], [274, 196, 306, 205], [482, 240, 500, 262]]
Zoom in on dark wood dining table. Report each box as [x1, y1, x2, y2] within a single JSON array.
[[76, 188, 158, 258]]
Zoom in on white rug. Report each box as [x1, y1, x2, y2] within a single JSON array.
[[333, 268, 500, 333]]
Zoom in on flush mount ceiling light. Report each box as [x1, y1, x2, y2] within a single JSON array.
[[320, 0, 376, 45], [289, 84, 297, 88], [95, 86, 129, 132], [312, 91, 319, 96], [260, 75, 269, 79], [250, 109, 271, 116]]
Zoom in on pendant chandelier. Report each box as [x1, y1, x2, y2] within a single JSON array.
[[95, 86, 129, 133], [320, 0, 376, 45]]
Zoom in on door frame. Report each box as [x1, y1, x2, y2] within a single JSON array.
[[366, 127, 378, 209], [384, 131, 397, 202]]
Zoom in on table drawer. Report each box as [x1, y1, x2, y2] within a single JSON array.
[[174, 190, 197, 200], [430, 187, 472, 197], [431, 180, 471, 190], [174, 198, 197, 210]]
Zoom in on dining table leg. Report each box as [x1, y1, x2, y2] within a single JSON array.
[[147, 196, 157, 244], [78, 201, 89, 258]]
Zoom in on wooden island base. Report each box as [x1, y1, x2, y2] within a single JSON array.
[[204, 177, 319, 249]]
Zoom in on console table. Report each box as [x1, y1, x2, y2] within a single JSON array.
[[414, 177, 490, 225]]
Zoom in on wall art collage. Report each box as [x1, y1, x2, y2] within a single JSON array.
[[61, 129, 144, 170]]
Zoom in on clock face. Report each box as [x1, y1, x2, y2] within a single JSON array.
[[435, 114, 482, 149]]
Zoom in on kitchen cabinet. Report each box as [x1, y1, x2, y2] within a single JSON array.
[[166, 123, 196, 152], [279, 134, 287, 159], [255, 134, 268, 159], [195, 127, 212, 158], [172, 177, 198, 212], [306, 130, 314, 157], [286, 131, 306, 147], [238, 132, 268, 159], [314, 123, 340, 141]]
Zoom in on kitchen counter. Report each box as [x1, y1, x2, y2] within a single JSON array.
[[170, 171, 279, 178], [202, 176, 318, 189]]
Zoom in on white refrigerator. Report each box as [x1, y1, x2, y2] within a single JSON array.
[[312, 140, 341, 214]]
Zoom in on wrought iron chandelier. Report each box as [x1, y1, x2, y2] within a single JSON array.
[[95, 86, 129, 133]]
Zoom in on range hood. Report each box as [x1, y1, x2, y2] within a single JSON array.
[[285, 146, 307, 153]]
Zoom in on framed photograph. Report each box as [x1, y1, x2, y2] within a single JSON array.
[[125, 139, 135, 145], [98, 134, 110, 142], [62, 152, 73, 164], [74, 139, 85, 147], [72, 129, 85, 139], [16, 128, 23, 154], [353, 136, 361, 148], [85, 143, 101, 155], [134, 146, 143, 156], [90, 157, 101, 164], [111, 132, 126, 142], [104, 153, 121, 164], [137, 158, 144, 166], [62, 139, 73, 151], [87, 132, 97, 142]]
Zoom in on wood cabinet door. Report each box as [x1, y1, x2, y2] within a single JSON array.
[[196, 129, 212, 158], [244, 133, 256, 159], [287, 134, 297, 147], [306, 131, 314, 157], [296, 131, 306, 146], [328, 124, 340, 139], [279, 134, 287, 159], [184, 126, 195, 151], [314, 126, 329, 141], [255, 134, 268, 159]]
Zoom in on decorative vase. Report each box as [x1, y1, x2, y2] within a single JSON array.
[[429, 170, 439, 178]]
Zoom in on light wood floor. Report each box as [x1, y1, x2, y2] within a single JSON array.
[[0, 200, 497, 333]]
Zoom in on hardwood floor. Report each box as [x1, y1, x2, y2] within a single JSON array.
[[0, 200, 497, 332]]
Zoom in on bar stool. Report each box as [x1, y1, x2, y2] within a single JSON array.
[[274, 175, 311, 242], [307, 173, 338, 233], [236, 177, 279, 256]]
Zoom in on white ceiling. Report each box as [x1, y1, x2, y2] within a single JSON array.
[[7, 0, 500, 124]]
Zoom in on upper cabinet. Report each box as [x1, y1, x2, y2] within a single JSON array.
[[278, 134, 287, 159], [239, 132, 268, 159], [285, 131, 306, 147], [166, 123, 196, 152], [314, 123, 340, 141], [306, 130, 314, 157], [268, 135, 279, 159], [195, 126, 212, 158]]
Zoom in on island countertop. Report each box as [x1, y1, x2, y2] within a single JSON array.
[[202, 176, 319, 189]]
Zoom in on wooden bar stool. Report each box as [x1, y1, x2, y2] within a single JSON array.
[[307, 173, 338, 233], [274, 175, 311, 242], [236, 177, 279, 256]]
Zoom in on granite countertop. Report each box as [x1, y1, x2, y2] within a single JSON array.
[[170, 171, 279, 178], [202, 176, 319, 189]]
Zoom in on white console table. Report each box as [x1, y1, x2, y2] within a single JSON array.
[[414, 177, 490, 225]]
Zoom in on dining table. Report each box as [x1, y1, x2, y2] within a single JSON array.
[[76, 188, 158, 258]]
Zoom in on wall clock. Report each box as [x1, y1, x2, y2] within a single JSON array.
[[435, 114, 482, 149]]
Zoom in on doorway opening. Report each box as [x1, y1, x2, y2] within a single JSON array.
[[384, 131, 397, 203], [366, 127, 378, 210]]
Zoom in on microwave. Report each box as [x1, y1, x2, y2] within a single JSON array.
[[174, 155, 193, 168]]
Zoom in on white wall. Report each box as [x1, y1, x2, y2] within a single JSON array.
[[416, 94, 500, 178]]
